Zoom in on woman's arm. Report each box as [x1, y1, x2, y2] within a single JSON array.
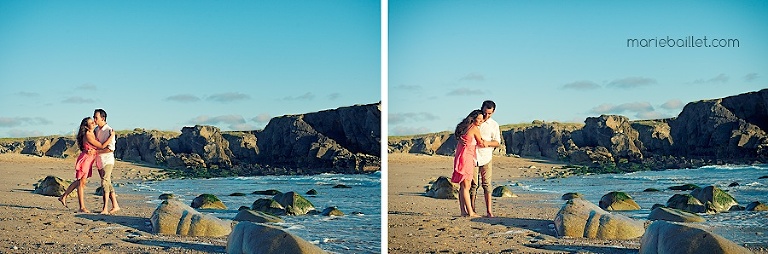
[[470, 126, 485, 147], [86, 132, 110, 149]]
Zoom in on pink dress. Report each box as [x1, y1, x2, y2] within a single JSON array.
[[75, 142, 101, 179], [451, 130, 476, 183]]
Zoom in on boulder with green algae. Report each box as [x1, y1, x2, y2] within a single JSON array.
[[273, 191, 315, 215], [491, 186, 517, 197], [191, 194, 227, 210], [666, 194, 708, 213], [691, 186, 739, 213], [251, 198, 286, 216], [599, 191, 641, 211], [426, 176, 458, 199]]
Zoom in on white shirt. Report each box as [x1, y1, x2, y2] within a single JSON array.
[[476, 117, 501, 166], [95, 123, 116, 165]]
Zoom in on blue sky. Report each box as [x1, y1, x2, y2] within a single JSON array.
[[389, 1, 768, 135], [0, 1, 380, 138]]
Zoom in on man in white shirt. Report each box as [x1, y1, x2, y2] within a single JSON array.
[[470, 100, 502, 217], [94, 109, 121, 215]]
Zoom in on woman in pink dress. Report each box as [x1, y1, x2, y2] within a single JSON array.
[[452, 109, 486, 217], [58, 117, 114, 213]]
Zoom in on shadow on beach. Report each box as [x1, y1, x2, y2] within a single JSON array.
[[76, 213, 152, 233], [524, 243, 639, 254], [471, 217, 555, 236], [122, 239, 226, 253]]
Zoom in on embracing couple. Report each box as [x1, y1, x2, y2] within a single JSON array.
[[58, 109, 121, 214], [451, 100, 502, 218]]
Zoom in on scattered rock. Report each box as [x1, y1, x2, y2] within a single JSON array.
[[561, 192, 583, 200], [425, 176, 458, 199], [159, 193, 175, 200], [639, 220, 753, 254], [227, 221, 325, 254], [273, 192, 315, 215], [251, 198, 286, 216], [668, 184, 699, 191], [690, 186, 739, 212], [648, 207, 705, 223], [306, 189, 318, 195], [253, 190, 282, 195], [229, 193, 247, 196], [191, 194, 227, 210], [553, 198, 645, 240], [332, 184, 351, 189], [651, 204, 665, 210], [599, 191, 641, 211], [759, 175, 768, 179], [491, 186, 517, 197], [150, 200, 231, 237], [95, 186, 104, 196], [233, 209, 284, 223], [746, 201, 768, 211], [643, 188, 660, 192], [33, 176, 75, 197], [728, 182, 740, 187], [321, 207, 344, 216], [238, 206, 250, 211], [666, 194, 707, 213]]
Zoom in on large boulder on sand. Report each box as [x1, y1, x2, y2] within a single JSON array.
[[648, 207, 705, 223], [33, 176, 76, 198], [639, 220, 753, 254], [599, 191, 641, 211], [191, 194, 227, 210], [227, 221, 325, 254], [553, 198, 645, 240], [233, 209, 284, 223], [273, 192, 315, 215], [690, 186, 739, 212], [426, 176, 458, 199], [150, 200, 231, 237]]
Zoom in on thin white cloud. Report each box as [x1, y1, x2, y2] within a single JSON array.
[[447, 88, 484, 96], [744, 73, 759, 82], [637, 111, 669, 120], [460, 73, 485, 81], [252, 113, 271, 124], [661, 99, 684, 110], [165, 94, 201, 102], [7, 129, 44, 138], [189, 115, 246, 125], [231, 123, 257, 131], [590, 102, 654, 114], [283, 92, 315, 101], [692, 73, 729, 84], [327, 93, 341, 100], [562, 81, 600, 90], [390, 126, 431, 136], [62, 96, 95, 104], [607, 77, 657, 89], [389, 112, 440, 124], [207, 92, 250, 102]]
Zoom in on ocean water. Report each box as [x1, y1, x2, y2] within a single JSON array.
[[511, 164, 768, 248], [125, 172, 381, 253]]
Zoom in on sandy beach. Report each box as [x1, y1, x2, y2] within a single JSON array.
[[388, 153, 646, 254], [0, 154, 228, 253]]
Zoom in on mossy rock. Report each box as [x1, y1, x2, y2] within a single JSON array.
[[321, 207, 344, 216], [491, 186, 516, 197], [191, 194, 227, 210], [159, 193, 175, 200], [691, 186, 738, 213], [599, 191, 640, 211], [306, 189, 318, 195], [332, 184, 352, 189], [33, 176, 76, 198], [666, 194, 706, 213], [273, 192, 315, 215], [251, 198, 285, 216], [668, 184, 699, 191]]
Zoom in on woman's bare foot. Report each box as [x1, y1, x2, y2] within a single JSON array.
[[108, 208, 121, 214], [57, 196, 68, 208], [485, 213, 495, 218], [99, 210, 110, 215], [467, 213, 481, 218], [77, 209, 91, 213]]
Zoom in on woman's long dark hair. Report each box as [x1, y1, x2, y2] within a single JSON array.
[[76, 117, 91, 152], [455, 109, 483, 137]]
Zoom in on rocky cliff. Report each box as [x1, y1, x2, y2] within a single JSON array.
[[0, 103, 381, 176], [389, 89, 768, 171]]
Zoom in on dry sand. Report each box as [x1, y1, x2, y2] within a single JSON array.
[[388, 153, 646, 254], [0, 154, 228, 253]]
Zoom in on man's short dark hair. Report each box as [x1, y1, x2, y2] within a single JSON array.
[[481, 100, 496, 110], [94, 109, 107, 121]]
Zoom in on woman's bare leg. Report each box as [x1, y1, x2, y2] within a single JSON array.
[[76, 178, 90, 213], [58, 179, 79, 208]]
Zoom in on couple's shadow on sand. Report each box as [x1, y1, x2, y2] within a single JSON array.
[[470, 217, 639, 254], [76, 213, 226, 253]]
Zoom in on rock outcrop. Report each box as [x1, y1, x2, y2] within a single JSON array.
[[0, 103, 381, 176], [425, 176, 458, 199], [640, 220, 753, 254], [33, 176, 75, 197], [599, 191, 641, 211], [233, 209, 284, 223], [491, 186, 516, 197], [553, 198, 645, 240], [647, 207, 705, 223], [272, 192, 315, 216], [690, 186, 739, 213], [150, 200, 231, 237], [746, 201, 768, 211], [191, 194, 227, 210], [227, 221, 326, 254]]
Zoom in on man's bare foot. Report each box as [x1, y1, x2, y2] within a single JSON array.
[[99, 210, 110, 215], [108, 208, 121, 214], [57, 196, 68, 208], [78, 209, 91, 213], [467, 213, 481, 218]]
